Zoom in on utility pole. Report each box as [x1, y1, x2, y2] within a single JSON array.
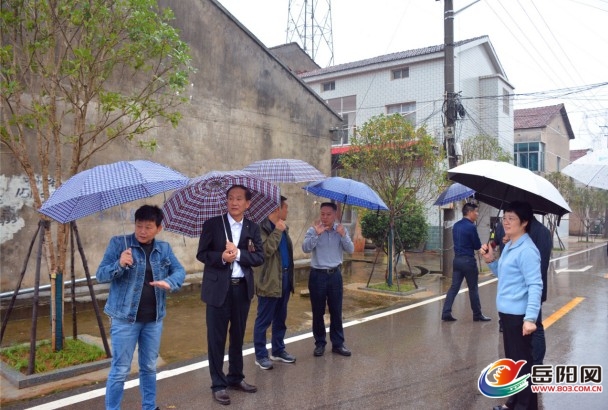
[[442, 0, 457, 277], [439, 0, 481, 276], [444, 0, 457, 170]]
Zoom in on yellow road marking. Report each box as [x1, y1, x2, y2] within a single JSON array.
[[543, 297, 585, 329]]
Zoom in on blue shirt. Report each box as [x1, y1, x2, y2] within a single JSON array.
[[270, 221, 290, 270], [453, 217, 481, 257], [488, 233, 542, 321], [302, 223, 355, 269]]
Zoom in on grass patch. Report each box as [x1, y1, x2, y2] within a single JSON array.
[[0, 338, 106, 375], [368, 282, 415, 293]]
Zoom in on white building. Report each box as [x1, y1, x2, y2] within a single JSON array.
[[296, 36, 515, 249]]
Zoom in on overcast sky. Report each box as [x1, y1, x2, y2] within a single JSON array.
[[217, 0, 608, 150]]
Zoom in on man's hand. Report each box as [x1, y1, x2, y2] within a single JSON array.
[[275, 219, 287, 232], [223, 240, 237, 263], [336, 224, 346, 237], [120, 248, 133, 268], [313, 220, 325, 235]]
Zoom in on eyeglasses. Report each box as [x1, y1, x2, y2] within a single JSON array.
[[503, 216, 520, 223]]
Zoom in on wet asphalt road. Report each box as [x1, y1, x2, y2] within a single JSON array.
[[15, 245, 608, 410]]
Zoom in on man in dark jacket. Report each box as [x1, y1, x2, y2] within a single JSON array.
[[252, 196, 295, 370], [196, 185, 264, 405]]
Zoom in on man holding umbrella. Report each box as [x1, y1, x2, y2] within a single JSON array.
[[253, 195, 296, 370], [197, 185, 264, 405]]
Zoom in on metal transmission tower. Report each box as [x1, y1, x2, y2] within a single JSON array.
[[286, 0, 334, 67]]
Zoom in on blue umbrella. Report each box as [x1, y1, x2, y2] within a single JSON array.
[[39, 160, 188, 223], [433, 182, 475, 206], [302, 177, 389, 211]]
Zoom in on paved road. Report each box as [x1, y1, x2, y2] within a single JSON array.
[[10, 245, 607, 410]]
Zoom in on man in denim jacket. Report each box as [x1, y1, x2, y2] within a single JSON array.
[[97, 205, 185, 410]]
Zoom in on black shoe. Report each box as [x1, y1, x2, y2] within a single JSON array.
[[332, 345, 352, 356], [474, 315, 492, 322], [442, 314, 457, 321], [213, 389, 230, 405], [228, 380, 257, 393], [314, 345, 325, 356]]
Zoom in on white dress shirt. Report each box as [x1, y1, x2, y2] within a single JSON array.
[[227, 213, 244, 278]]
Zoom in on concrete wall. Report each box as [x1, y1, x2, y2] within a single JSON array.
[[0, 0, 341, 291]]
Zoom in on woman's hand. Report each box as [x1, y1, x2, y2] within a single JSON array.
[[479, 243, 495, 263], [523, 321, 537, 336]]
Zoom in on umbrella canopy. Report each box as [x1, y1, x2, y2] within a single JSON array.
[[448, 160, 571, 217], [39, 160, 189, 223], [302, 177, 389, 211], [242, 158, 326, 183], [434, 182, 475, 206], [162, 170, 281, 237], [561, 148, 608, 190]]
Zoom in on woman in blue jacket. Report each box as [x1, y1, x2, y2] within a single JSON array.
[[481, 201, 542, 410]]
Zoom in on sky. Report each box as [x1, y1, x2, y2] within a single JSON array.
[[217, 0, 608, 150]]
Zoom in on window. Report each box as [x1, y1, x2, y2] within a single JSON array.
[[322, 81, 335, 92], [515, 142, 545, 172], [327, 95, 356, 145], [392, 67, 409, 80], [387, 102, 416, 125], [503, 88, 510, 114]]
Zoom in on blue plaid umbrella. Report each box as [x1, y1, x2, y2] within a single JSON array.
[[39, 160, 188, 223], [433, 182, 475, 206], [302, 177, 389, 211], [242, 158, 326, 183]]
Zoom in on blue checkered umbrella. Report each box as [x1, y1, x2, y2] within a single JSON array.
[[39, 160, 188, 223], [162, 170, 281, 237], [242, 158, 326, 183], [302, 177, 389, 211], [433, 182, 475, 206]]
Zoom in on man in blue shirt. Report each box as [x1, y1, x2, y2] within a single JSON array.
[[302, 202, 355, 357], [442, 203, 491, 322]]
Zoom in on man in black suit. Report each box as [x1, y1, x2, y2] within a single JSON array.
[[197, 185, 264, 405]]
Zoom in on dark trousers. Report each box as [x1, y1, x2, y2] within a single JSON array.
[[442, 255, 482, 318], [500, 313, 538, 410], [253, 271, 291, 359], [308, 268, 345, 348], [532, 308, 545, 365], [206, 282, 251, 392]]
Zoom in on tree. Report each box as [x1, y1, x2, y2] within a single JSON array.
[[460, 134, 512, 163], [361, 197, 428, 288], [1, 0, 193, 350], [340, 114, 443, 285]]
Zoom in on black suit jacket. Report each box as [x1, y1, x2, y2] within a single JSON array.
[[196, 214, 264, 307]]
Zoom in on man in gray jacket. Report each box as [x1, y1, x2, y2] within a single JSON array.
[[252, 196, 295, 370]]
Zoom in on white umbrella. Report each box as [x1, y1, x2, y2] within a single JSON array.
[[448, 160, 571, 217], [561, 149, 608, 190]]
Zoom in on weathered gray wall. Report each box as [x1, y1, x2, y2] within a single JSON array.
[[0, 0, 341, 291]]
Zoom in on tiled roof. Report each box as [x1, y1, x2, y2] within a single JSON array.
[[514, 104, 565, 129], [514, 103, 575, 139], [299, 36, 488, 78]]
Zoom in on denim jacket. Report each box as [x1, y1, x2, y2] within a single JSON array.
[[96, 233, 185, 322]]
